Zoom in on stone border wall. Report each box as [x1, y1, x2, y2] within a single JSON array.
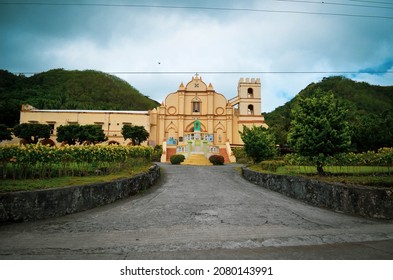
[[0, 165, 160, 223], [242, 167, 393, 219]]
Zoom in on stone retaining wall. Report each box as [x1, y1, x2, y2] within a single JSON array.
[[242, 167, 393, 219], [0, 165, 160, 223]]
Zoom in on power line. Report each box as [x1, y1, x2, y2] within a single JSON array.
[[349, 0, 393, 6], [13, 70, 393, 75], [0, 2, 392, 20], [276, 0, 393, 10]]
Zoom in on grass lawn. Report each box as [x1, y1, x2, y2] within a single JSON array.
[[312, 175, 393, 188], [277, 165, 392, 175], [0, 164, 152, 193], [249, 165, 393, 188]]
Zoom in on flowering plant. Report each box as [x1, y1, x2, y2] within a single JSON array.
[[209, 155, 224, 165]]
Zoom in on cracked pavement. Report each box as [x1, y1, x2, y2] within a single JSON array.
[[1, 163, 393, 259]]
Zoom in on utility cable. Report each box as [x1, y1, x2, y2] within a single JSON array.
[[0, 2, 392, 20]]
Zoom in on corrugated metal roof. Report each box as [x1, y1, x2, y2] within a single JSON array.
[[28, 109, 149, 114]]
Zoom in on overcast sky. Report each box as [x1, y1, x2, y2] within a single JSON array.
[[1, 0, 392, 112]]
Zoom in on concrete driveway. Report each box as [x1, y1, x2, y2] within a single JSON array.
[[0, 163, 393, 259]]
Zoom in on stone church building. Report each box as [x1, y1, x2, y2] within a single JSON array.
[[20, 75, 267, 163]]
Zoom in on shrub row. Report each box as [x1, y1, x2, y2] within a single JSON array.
[[284, 147, 393, 167], [0, 144, 154, 179]]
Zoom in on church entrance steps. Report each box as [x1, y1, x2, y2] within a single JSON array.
[[219, 148, 231, 164], [182, 154, 212, 166]]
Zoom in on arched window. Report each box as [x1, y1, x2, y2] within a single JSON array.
[[247, 88, 254, 98], [193, 101, 200, 112], [248, 104, 254, 115], [192, 97, 201, 113]]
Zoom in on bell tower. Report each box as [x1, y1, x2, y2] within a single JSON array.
[[237, 78, 261, 116]]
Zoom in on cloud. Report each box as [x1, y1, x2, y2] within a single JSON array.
[[1, 0, 392, 112], [357, 58, 393, 76]]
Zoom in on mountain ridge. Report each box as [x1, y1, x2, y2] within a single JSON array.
[[264, 76, 393, 151], [0, 69, 160, 127]]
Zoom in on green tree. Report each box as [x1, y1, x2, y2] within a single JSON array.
[[0, 124, 12, 142], [13, 123, 51, 144], [288, 89, 351, 174], [240, 125, 277, 163], [122, 124, 149, 145], [56, 124, 81, 145], [57, 124, 107, 145], [78, 125, 107, 144]]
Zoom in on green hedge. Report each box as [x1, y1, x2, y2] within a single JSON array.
[[284, 147, 393, 167], [170, 154, 185, 165]]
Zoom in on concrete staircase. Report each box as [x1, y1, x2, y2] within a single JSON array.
[[182, 154, 212, 166], [219, 148, 231, 164]]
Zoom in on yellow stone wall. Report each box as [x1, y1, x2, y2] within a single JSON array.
[[20, 107, 150, 145]]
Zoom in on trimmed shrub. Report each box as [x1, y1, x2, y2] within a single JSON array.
[[170, 154, 185, 165], [209, 155, 224, 165]]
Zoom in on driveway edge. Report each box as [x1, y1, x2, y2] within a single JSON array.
[[0, 164, 160, 223], [242, 167, 393, 219]]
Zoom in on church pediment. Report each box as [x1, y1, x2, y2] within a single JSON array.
[[185, 73, 208, 92]]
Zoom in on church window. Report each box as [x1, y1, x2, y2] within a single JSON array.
[[248, 88, 254, 98], [192, 101, 201, 113], [248, 104, 254, 115]]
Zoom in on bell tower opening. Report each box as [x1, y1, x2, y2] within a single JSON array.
[[248, 104, 254, 115], [237, 78, 261, 116], [248, 88, 254, 98]]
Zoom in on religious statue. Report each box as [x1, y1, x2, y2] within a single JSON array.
[[194, 118, 201, 132]]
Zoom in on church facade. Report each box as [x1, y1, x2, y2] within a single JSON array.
[[20, 75, 267, 162]]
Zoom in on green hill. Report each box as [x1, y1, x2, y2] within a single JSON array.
[[265, 76, 393, 152], [0, 69, 160, 127]]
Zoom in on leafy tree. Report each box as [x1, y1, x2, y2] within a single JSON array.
[[240, 125, 277, 163], [288, 89, 351, 174], [78, 125, 107, 144], [122, 124, 149, 145], [56, 124, 107, 145], [13, 123, 51, 144], [56, 124, 81, 145], [0, 124, 12, 142]]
